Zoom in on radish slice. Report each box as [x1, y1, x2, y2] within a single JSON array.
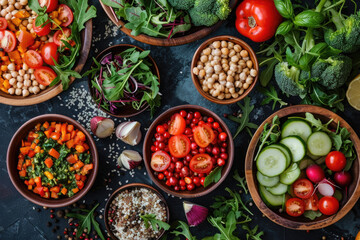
[[318, 181, 335, 196], [183, 201, 208, 227], [90, 117, 115, 138]]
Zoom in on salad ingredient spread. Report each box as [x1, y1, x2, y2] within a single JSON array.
[[17, 121, 93, 198]]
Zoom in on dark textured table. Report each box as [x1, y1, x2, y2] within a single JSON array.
[[1, 1, 360, 240]]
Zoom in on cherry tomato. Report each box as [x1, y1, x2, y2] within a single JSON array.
[[151, 151, 171, 172], [0, 17, 8, 30], [0, 30, 16, 52], [194, 111, 201, 119], [304, 194, 319, 211], [325, 151, 347, 172], [169, 177, 178, 186], [193, 177, 201, 186], [168, 135, 190, 158], [220, 153, 228, 160], [318, 196, 339, 215], [41, 42, 59, 66], [163, 132, 170, 138], [34, 66, 57, 86], [24, 50, 43, 69], [193, 125, 215, 148], [58, 4, 74, 27], [218, 132, 228, 142], [212, 122, 220, 129], [217, 158, 226, 166], [53, 28, 72, 47], [38, 0, 58, 12], [180, 110, 187, 117], [168, 113, 186, 135], [32, 18, 51, 36], [187, 183, 195, 191], [200, 177, 205, 186], [156, 125, 166, 134], [157, 173, 165, 180], [292, 179, 314, 199], [285, 198, 305, 217], [189, 154, 213, 174]]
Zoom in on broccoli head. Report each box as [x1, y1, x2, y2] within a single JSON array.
[[324, 10, 360, 53], [188, 7, 219, 27], [275, 62, 306, 96], [311, 55, 352, 90], [214, 0, 231, 20], [188, 0, 231, 26], [168, 0, 195, 11]]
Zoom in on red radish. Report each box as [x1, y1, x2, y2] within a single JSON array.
[[306, 164, 325, 183], [334, 171, 352, 187], [317, 179, 336, 196], [183, 201, 208, 227], [90, 116, 115, 138]]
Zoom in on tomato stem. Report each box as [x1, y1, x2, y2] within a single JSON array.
[[248, 16, 256, 28]]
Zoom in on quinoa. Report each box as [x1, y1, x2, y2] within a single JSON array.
[[108, 187, 168, 240]]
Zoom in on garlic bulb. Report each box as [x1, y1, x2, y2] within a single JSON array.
[[115, 121, 142, 146]]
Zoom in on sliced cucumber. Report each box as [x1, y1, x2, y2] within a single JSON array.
[[280, 136, 306, 162], [257, 171, 279, 187], [280, 163, 301, 185], [307, 151, 321, 160], [267, 183, 288, 196], [307, 131, 332, 156], [281, 119, 312, 142], [269, 143, 292, 167], [259, 184, 284, 207], [257, 148, 287, 177], [299, 158, 315, 170]]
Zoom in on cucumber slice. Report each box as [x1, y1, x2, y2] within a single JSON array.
[[257, 171, 279, 187], [257, 148, 287, 177], [307, 131, 332, 156], [307, 151, 321, 160], [281, 119, 312, 142], [269, 143, 292, 167], [280, 136, 306, 162], [299, 158, 315, 170], [280, 163, 301, 185], [259, 184, 284, 207], [267, 183, 289, 195]]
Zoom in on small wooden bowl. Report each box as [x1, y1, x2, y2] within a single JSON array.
[[143, 105, 234, 198], [0, 20, 93, 106], [87, 44, 160, 118], [7, 114, 99, 208], [104, 183, 170, 240], [245, 105, 360, 230], [99, 0, 238, 47], [191, 35, 259, 105]]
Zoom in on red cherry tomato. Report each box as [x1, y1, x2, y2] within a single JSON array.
[[292, 179, 314, 199], [318, 196, 339, 215], [156, 125, 166, 134], [285, 198, 305, 217], [168, 135, 191, 158], [304, 194, 319, 211], [0, 17, 8, 30], [53, 28, 72, 47], [151, 151, 171, 172], [193, 125, 215, 148], [24, 50, 44, 69], [41, 42, 59, 66], [186, 183, 195, 191], [157, 173, 165, 180], [38, 0, 58, 12], [179, 110, 187, 117], [189, 154, 213, 174], [218, 132, 228, 142], [58, 4, 74, 27], [34, 67, 57, 86], [200, 177, 205, 186], [0, 30, 16, 52], [325, 151, 347, 172], [32, 18, 51, 36], [168, 113, 186, 135], [217, 158, 226, 166]]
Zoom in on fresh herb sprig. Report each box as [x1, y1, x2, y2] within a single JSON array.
[[203, 166, 223, 188], [140, 214, 170, 231], [258, 86, 288, 110]]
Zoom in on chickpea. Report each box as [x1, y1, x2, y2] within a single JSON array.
[[243, 82, 250, 89], [239, 88, 245, 95], [235, 81, 243, 88], [1, 9, 7, 17], [39, 84, 46, 90], [230, 64, 238, 72], [197, 64, 203, 70], [226, 82, 234, 88], [212, 41, 221, 48], [227, 70, 234, 77], [221, 41, 228, 48], [203, 47, 211, 55], [225, 93, 232, 99], [250, 69, 258, 77], [237, 66, 243, 74], [7, 5, 14, 12], [231, 55, 239, 63], [210, 60, 219, 66], [15, 88, 22, 96], [243, 57, 250, 61], [243, 68, 250, 76], [4, 73, 11, 80], [28, 86, 33, 94], [228, 41, 234, 49], [17, 76, 23, 82], [234, 44, 242, 52], [213, 55, 221, 61], [235, 74, 240, 81], [219, 80, 226, 87], [229, 49, 236, 57], [209, 89, 214, 95], [17, 82, 23, 89], [246, 60, 253, 68], [27, 68, 34, 74], [222, 64, 229, 72], [22, 89, 29, 97], [219, 73, 226, 81], [27, 23, 32, 31], [239, 72, 246, 81], [11, 71, 18, 78], [213, 49, 221, 56], [246, 77, 253, 85], [24, 79, 31, 87], [226, 75, 234, 83], [219, 85, 225, 92], [205, 66, 214, 75], [8, 63, 15, 71], [9, 0, 15, 4], [9, 78, 16, 85], [207, 83, 213, 89], [0, 0, 8, 6], [32, 80, 39, 86], [239, 59, 246, 68], [214, 65, 222, 73], [218, 93, 225, 100], [208, 55, 213, 61], [202, 85, 209, 92], [229, 87, 235, 94], [11, 10, 18, 16], [240, 50, 249, 58], [8, 88, 15, 95], [221, 58, 228, 65], [232, 93, 239, 98], [211, 74, 219, 80], [200, 55, 208, 63], [193, 67, 200, 75], [18, 69, 25, 76], [20, 0, 28, 5], [225, 88, 229, 94], [221, 48, 229, 55], [212, 89, 220, 97], [14, 2, 21, 9], [199, 69, 206, 78]]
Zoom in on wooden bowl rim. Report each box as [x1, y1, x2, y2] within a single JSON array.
[[245, 105, 360, 230], [104, 183, 170, 240], [87, 44, 161, 118], [6, 114, 99, 207], [0, 19, 93, 106], [143, 104, 234, 198], [191, 35, 259, 105], [99, 0, 238, 47]]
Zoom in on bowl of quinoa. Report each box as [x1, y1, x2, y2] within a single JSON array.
[[105, 183, 169, 240]]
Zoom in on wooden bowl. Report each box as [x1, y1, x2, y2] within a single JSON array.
[[87, 44, 160, 118], [7, 114, 99, 208], [245, 105, 360, 230], [99, 0, 238, 47], [143, 105, 234, 198], [0, 20, 93, 106], [104, 183, 170, 240], [191, 35, 259, 105]]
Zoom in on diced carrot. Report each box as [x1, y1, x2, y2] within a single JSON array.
[[50, 122, 56, 128], [61, 123, 67, 138], [83, 143, 89, 150], [34, 145, 41, 153], [29, 40, 41, 50], [44, 158, 53, 168], [73, 161, 84, 170], [75, 174, 81, 181], [50, 186, 60, 193], [80, 164, 93, 175], [57, 139, 63, 145], [44, 171, 54, 180], [24, 141, 31, 147], [66, 154, 77, 164], [34, 176, 41, 186], [74, 131, 86, 144], [70, 130, 76, 139], [20, 147, 31, 155], [66, 139, 75, 149], [69, 167, 75, 171], [19, 169, 26, 177], [35, 123, 41, 131], [14, 10, 30, 18], [43, 121, 49, 129], [44, 191, 50, 198], [62, 133, 70, 142], [28, 178, 35, 185], [67, 125, 74, 133], [75, 144, 85, 153], [30, 142, 36, 149], [61, 188, 67, 195], [25, 180, 29, 185], [44, 130, 52, 138], [80, 175, 87, 182], [72, 188, 79, 194], [17, 158, 24, 170], [25, 159, 31, 167], [51, 191, 59, 199], [28, 185, 33, 190], [50, 132, 60, 140], [76, 181, 84, 190], [55, 124, 61, 132], [34, 139, 40, 144], [49, 148, 59, 159], [28, 150, 35, 158]]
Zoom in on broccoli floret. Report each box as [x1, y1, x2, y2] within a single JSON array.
[[188, 0, 231, 26], [274, 62, 306, 96], [324, 10, 360, 53], [188, 7, 219, 27], [311, 55, 352, 90], [168, 0, 195, 11], [193, 0, 216, 13], [213, 0, 231, 20]]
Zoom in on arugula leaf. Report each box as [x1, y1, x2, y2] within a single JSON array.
[[258, 86, 288, 110], [171, 221, 198, 240], [233, 170, 248, 194], [50, 65, 81, 90], [242, 225, 264, 240], [303, 211, 322, 220], [203, 166, 223, 188], [67, 0, 97, 31], [208, 212, 240, 240], [140, 214, 170, 231]]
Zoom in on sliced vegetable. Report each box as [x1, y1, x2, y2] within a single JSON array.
[[151, 151, 171, 172], [285, 198, 305, 217], [24, 50, 43, 69], [257, 147, 287, 177], [183, 201, 208, 227], [280, 136, 306, 162], [34, 66, 57, 86], [256, 171, 279, 187], [307, 131, 332, 157]]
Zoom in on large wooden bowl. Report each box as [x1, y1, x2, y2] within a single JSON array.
[[99, 0, 238, 47], [7, 114, 99, 208], [0, 20, 93, 106], [245, 105, 360, 230], [143, 105, 234, 198], [191, 35, 259, 104]]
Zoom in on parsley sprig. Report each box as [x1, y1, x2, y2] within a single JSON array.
[[140, 214, 170, 232]]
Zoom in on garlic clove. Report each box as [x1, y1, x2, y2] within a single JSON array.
[[116, 121, 142, 146], [183, 201, 208, 227], [118, 150, 143, 170]]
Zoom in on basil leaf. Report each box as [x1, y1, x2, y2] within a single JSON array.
[[274, 0, 294, 19], [294, 10, 325, 28], [303, 211, 322, 220], [276, 20, 293, 36], [203, 166, 223, 188]]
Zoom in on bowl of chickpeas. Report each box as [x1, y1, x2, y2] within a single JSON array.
[[191, 35, 259, 104]]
